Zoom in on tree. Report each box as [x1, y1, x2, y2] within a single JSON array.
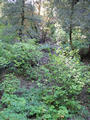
[[2, 0, 41, 41], [53, 0, 90, 49]]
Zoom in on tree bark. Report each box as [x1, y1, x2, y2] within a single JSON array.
[[19, 0, 25, 41], [69, 23, 73, 50], [69, 0, 80, 50], [38, 0, 41, 15], [69, 0, 74, 50]]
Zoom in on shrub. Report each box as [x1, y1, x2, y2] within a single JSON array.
[[0, 39, 43, 80], [0, 74, 20, 94], [0, 24, 16, 43], [0, 109, 27, 120], [41, 47, 90, 119]]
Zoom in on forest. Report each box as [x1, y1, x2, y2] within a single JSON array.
[[0, 0, 90, 120]]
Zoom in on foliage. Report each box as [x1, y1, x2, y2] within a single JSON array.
[[0, 39, 43, 80], [0, 94, 27, 120], [39, 43, 54, 52], [0, 24, 16, 43], [72, 27, 90, 49], [53, 0, 90, 48], [0, 44, 89, 119], [0, 0, 90, 120], [53, 22, 69, 43], [42, 47, 90, 119], [0, 110, 27, 120], [1, 0, 41, 41], [0, 74, 20, 94], [0, 74, 27, 120]]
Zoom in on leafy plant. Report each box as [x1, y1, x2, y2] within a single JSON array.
[[0, 74, 20, 94]]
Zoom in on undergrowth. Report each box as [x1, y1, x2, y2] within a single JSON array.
[[0, 40, 89, 120]]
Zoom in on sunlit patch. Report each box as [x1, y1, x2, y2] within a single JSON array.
[[8, 0, 16, 4]]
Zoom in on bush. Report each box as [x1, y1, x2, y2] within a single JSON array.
[[72, 27, 90, 49], [0, 94, 27, 120], [53, 23, 69, 44], [0, 24, 16, 43], [41, 47, 90, 119], [0, 109, 27, 120], [0, 39, 43, 80], [0, 74, 20, 94], [0, 74, 27, 120]]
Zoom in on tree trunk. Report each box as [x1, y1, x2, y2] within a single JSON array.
[[38, 0, 41, 15], [19, 0, 25, 41], [69, 23, 73, 50], [69, 0, 74, 50], [69, 0, 79, 50]]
